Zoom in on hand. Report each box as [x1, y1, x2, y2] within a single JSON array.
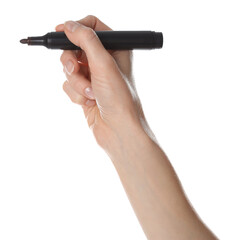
[[56, 16, 218, 240], [57, 15, 153, 150]]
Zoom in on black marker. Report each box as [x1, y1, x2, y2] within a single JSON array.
[[20, 31, 163, 50]]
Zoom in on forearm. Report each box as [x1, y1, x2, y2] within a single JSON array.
[[58, 15, 216, 239], [105, 118, 218, 240]]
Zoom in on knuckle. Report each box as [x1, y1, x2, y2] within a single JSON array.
[[68, 79, 76, 89], [72, 80, 82, 93], [86, 14, 97, 22], [81, 27, 97, 43], [86, 14, 95, 19]]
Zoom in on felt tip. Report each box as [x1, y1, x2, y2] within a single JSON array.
[[20, 39, 29, 44]]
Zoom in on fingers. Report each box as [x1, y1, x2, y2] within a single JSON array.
[[56, 15, 112, 32], [60, 50, 81, 74], [64, 70, 95, 100], [63, 20, 113, 69], [76, 15, 112, 31], [59, 15, 126, 110], [60, 51, 96, 107], [55, 15, 115, 70], [63, 81, 96, 107]]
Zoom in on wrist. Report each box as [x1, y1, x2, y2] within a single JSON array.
[[102, 114, 153, 161]]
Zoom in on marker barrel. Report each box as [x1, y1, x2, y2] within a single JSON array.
[[27, 31, 163, 50]]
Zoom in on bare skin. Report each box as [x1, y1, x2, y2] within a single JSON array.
[[57, 15, 218, 240]]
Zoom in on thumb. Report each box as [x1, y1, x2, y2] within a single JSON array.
[[63, 21, 114, 71], [63, 21, 135, 116]]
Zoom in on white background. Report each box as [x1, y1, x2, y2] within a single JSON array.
[[0, 0, 239, 239]]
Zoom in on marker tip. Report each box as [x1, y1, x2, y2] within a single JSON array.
[[20, 39, 28, 44]]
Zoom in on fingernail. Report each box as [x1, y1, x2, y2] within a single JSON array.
[[64, 21, 79, 33], [85, 100, 96, 106], [64, 60, 74, 75], [84, 87, 95, 99]]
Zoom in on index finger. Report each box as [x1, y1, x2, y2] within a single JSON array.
[[55, 15, 112, 32]]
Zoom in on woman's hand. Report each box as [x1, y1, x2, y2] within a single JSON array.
[[57, 15, 153, 150], [57, 16, 218, 240]]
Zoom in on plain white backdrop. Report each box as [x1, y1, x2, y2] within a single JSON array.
[[0, 0, 239, 239]]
